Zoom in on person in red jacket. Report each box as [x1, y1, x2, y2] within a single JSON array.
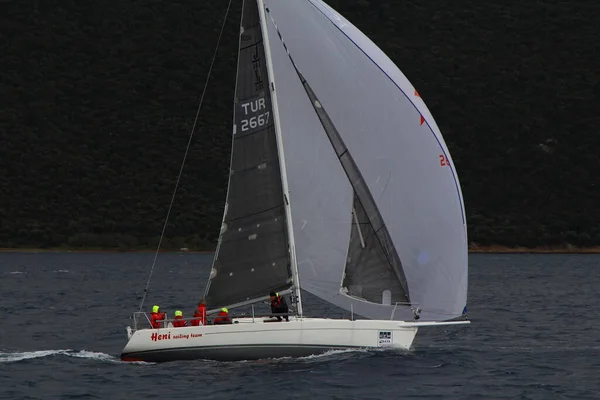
[[213, 307, 231, 325], [191, 300, 207, 326], [150, 305, 166, 329], [173, 310, 188, 327]]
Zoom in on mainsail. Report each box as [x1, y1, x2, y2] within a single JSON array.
[[262, 0, 468, 321], [204, 0, 292, 309]]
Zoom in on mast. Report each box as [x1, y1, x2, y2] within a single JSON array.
[[256, 0, 303, 317]]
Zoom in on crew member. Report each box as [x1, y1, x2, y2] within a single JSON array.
[[269, 292, 289, 322], [213, 307, 231, 325], [192, 299, 207, 326], [150, 305, 166, 329], [173, 310, 188, 327]]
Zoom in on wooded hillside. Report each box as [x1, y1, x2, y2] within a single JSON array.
[[1, 0, 598, 250]]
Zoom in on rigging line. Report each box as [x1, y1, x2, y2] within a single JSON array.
[[137, 0, 234, 312]]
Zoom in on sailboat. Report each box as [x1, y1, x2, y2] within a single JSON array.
[[121, 0, 469, 363]]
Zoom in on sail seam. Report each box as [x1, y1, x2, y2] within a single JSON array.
[[239, 40, 263, 51], [223, 203, 285, 223]]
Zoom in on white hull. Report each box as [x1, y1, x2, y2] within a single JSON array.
[[121, 317, 468, 362]]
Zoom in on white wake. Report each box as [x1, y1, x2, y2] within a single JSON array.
[[298, 348, 369, 360], [0, 349, 120, 364]]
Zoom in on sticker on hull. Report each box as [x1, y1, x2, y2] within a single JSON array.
[[378, 331, 392, 347]]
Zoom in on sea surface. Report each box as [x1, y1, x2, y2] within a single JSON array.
[[0, 252, 598, 399]]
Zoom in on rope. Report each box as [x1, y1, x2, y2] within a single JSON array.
[[137, 0, 234, 312]]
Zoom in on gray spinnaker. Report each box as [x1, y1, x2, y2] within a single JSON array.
[[264, 0, 468, 321], [265, 7, 413, 321], [204, 0, 292, 309], [297, 76, 411, 306]]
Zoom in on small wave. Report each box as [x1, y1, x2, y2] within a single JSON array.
[[68, 350, 117, 362], [0, 349, 68, 362], [223, 348, 370, 365], [53, 269, 69, 273], [299, 348, 369, 360], [8, 271, 25, 274], [0, 349, 120, 364]]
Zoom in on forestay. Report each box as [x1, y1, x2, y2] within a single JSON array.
[[204, 0, 293, 309], [263, 0, 468, 321]]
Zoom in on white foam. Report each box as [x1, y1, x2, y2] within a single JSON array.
[[255, 348, 369, 363], [69, 350, 119, 362], [8, 271, 25, 274], [215, 348, 370, 365], [298, 348, 368, 360], [53, 269, 69, 273], [0, 349, 70, 363], [0, 349, 120, 364]]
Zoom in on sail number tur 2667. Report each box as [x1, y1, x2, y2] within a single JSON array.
[[240, 98, 270, 132]]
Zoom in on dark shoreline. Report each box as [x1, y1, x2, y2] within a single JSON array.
[[1, 246, 599, 254], [0, 248, 213, 254]]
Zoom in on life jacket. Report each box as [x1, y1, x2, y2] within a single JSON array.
[[271, 295, 283, 308], [192, 304, 207, 326], [150, 312, 165, 329], [173, 315, 188, 328], [213, 310, 230, 325], [271, 295, 287, 310]]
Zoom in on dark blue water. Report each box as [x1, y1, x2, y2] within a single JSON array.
[[1, 252, 599, 399]]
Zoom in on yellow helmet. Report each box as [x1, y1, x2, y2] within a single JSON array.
[[152, 305, 160, 313], [174, 310, 183, 317], [221, 307, 228, 313]]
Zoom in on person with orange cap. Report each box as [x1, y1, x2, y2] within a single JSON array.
[[150, 305, 166, 329], [213, 307, 231, 325], [191, 299, 207, 326], [173, 310, 188, 327]]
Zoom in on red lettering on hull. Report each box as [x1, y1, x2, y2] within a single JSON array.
[[150, 332, 171, 342], [149, 331, 202, 341]]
